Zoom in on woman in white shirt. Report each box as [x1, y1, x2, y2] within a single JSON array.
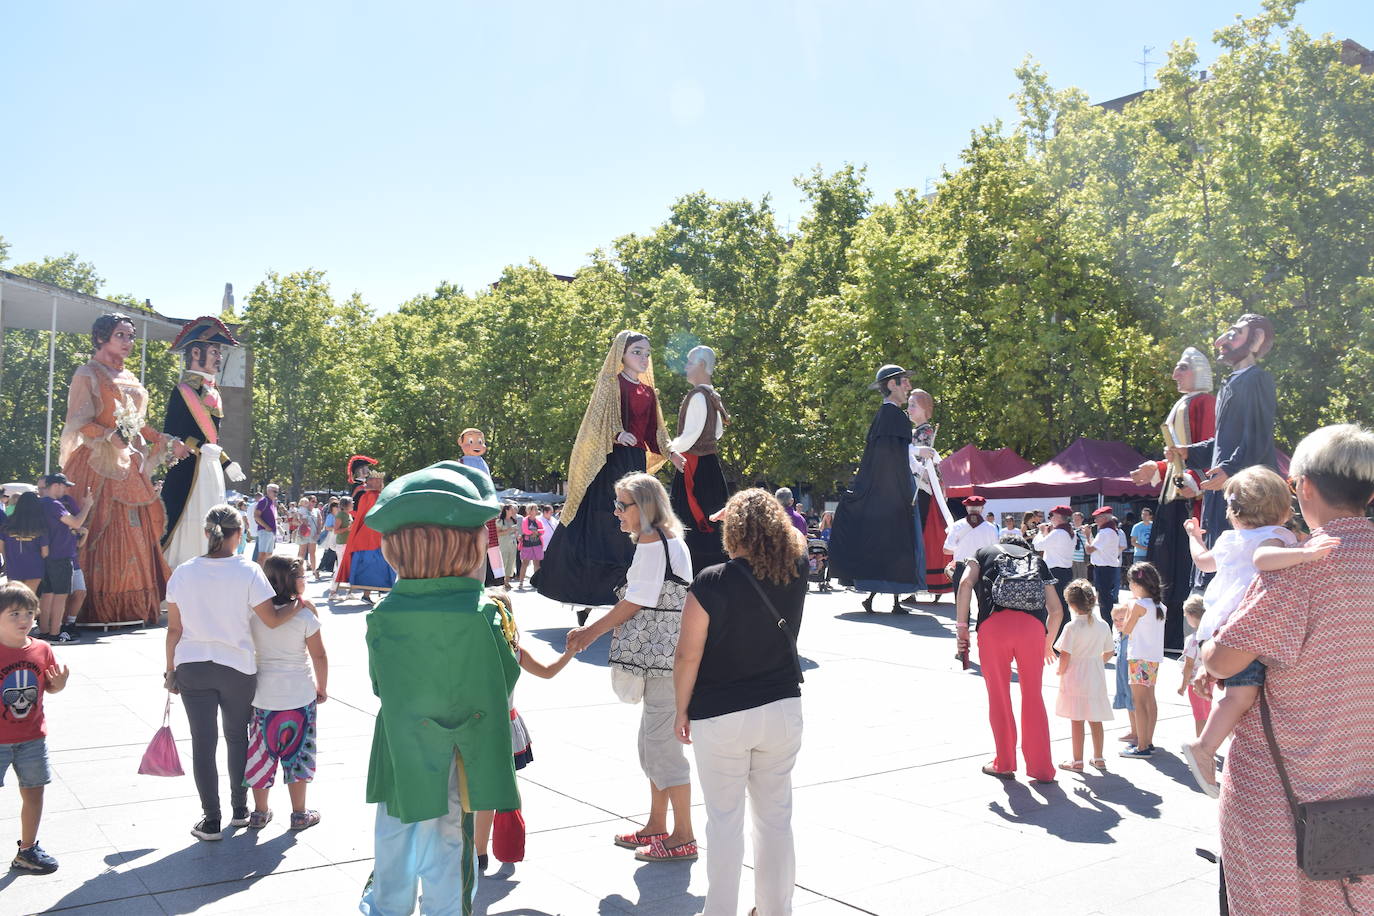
[[566, 473, 696, 862], [164, 504, 303, 842]]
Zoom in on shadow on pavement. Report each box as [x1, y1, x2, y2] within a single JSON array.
[[598, 859, 703, 914], [834, 610, 954, 639], [988, 781, 1122, 844]]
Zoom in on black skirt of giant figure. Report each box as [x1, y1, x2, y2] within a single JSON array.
[[534, 445, 644, 606], [670, 453, 729, 572], [828, 402, 922, 590], [1147, 498, 1196, 653], [160, 379, 221, 547]]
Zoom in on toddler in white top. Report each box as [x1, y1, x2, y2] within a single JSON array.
[[1180, 466, 1338, 797], [1054, 579, 1115, 772], [245, 556, 329, 831]]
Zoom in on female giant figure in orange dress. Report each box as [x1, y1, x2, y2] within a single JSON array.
[[60, 313, 188, 625]]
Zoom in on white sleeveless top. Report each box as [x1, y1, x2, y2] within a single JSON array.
[[1126, 597, 1165, 663]]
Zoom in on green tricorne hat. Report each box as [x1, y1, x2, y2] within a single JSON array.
[[365, 460, 500, 533]]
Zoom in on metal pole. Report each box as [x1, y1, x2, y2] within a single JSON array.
[[140, 319, 147, 383], [0, 279, 6, 398], [44, 294, 58, 475]]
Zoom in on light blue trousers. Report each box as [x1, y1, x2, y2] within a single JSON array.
[[359, 760, 476, 916]]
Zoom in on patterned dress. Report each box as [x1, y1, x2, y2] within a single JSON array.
[[1213, 516, 1374, 914]]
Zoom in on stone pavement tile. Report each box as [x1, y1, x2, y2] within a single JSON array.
[[0, 844, 153, 914], [840, 865, 1010, 915], [516, 778, 626, 832], [1103, 874, 1222, 914], [1026, 847, 1216, 915], [0, 806, 119, 856], [797, 843, 945, 898], [152, 862, 358, 914], [936, 884, 1065, 915], [111, 827, 335, 895]]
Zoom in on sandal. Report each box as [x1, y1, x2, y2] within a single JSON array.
[[289, 809, 321, 831], [1058, 760, 1084, 772], [981, 763, 1015, 779], [247, 809, 273, 829], [634, 837, 698, 862], [613, 830, 667, 850], [1089, 757, 1107, 769]]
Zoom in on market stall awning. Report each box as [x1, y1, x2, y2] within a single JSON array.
[[972, 438, 1159, 499], [941, 444, 1036, 498]]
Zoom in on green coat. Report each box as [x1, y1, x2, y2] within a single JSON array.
[[365, 576, 521, 823]]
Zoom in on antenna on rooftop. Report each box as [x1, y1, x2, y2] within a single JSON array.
[[1136, 46, 1156, 91]]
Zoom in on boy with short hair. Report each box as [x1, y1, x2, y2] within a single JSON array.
[[1, 581, 70, 873]]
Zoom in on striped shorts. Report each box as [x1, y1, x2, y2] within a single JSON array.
[[244, 702, 317, 788]]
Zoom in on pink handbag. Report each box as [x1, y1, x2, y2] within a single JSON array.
[[138, 695, 185, 777]]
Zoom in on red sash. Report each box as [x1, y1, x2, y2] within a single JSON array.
[[178, 383, 219, 446]]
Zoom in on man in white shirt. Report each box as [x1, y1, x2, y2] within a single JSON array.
[[1084, 506, 1123, 623], [942, 496, 999, 594], [1032, 505, 1076, 636]]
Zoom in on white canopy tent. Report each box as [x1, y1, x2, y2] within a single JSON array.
[[0, 269, 187, 473]]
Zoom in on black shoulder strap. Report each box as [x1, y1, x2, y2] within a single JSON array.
[[654, 528, 688, 585], [1259, 686, 1304, 826], [732, 562, 804, 684]]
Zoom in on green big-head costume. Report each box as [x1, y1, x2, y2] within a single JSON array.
[[363, 461, 521, 823]]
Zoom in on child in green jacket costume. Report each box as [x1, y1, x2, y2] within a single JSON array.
[[359, 461, 520, 916]]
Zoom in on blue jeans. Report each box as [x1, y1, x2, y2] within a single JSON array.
[[1113, 633, 1135, 711], [1091, 565, 1119, 625]]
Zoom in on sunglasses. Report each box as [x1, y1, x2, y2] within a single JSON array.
[[1288, 475, 1301, 496], [3, 685, 38, 705], [612, 499, 636, 512]]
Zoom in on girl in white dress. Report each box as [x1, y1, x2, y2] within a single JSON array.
[[1054, 579, 1115, 771]]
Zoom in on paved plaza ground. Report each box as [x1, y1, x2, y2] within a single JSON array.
[[3, 560, 1225, 915]]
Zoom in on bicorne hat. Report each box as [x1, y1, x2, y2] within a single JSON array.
[[171, 315, 240, 352]]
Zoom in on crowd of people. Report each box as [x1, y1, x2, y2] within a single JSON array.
[[2, 316, 1373, 915]]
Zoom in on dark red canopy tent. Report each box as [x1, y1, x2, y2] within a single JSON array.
[[941, 445, 1036, 498], [972, 438, 1160, 499]]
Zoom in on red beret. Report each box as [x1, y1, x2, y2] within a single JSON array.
[[1091, 506, 1113, 517], [1050, 505, 1073, 517], [962, 496, 986, 506]]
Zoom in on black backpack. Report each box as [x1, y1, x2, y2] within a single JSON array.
[[988, 546, 1047, 613]]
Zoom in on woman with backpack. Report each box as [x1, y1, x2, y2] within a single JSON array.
[[955, 532, 1065, 783]]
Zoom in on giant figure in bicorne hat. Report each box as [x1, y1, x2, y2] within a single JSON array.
[[828, 364, 926, 614], [161, 316, 246, 569]]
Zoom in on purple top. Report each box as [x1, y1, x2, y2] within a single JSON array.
[[1, 528, 49, 580], [41, 496, 78, 560], [255, 496, 277, 534], [61, 495, 82, 569], [786, 506, 808, 537]]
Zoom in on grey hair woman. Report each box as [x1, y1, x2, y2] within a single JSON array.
[[1201, 424, 1374, 914], [566, 472, 696, 862]]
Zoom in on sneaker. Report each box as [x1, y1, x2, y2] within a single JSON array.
[[248, 809, 273, 829], [229, 806, 251, 827], [12, 840, 58, 873], [289, 809, 321, 831], [1120, 745, 1155, 758], [477, 854, 489, 873], [191, 816, 223, 841], [54, 630, 79, 643]]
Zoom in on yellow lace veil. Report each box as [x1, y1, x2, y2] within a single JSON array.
[[561, 330, 670, 524]]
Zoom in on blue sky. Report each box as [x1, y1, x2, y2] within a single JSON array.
[[3, 0, 1371, 318]]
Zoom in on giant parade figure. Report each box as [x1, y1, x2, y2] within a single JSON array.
[[907, 388, 954, 604], [534, 331, 671, 625], [160, 317, 247, 570], [667, 345, 730, 572], [60, 313, 189, 625], [457, 427, 507, 586], [828, 364, 927, 614], [1130, 347, 1216, 650], [1166, 315, 1278, 575]]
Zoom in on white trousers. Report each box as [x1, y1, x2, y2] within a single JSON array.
[[691, 696, 803, 916]]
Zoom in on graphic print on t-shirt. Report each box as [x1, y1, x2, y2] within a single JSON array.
[[2, 663, 41, 723]]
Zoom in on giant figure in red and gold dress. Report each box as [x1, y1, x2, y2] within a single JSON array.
[[61, 313, 190, 625], [1131, 346, 1216, 650]]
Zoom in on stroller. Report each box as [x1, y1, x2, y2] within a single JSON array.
[[806, 537, 831, 592]]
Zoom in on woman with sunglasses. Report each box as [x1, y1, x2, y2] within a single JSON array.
[[534, 331, 674, 625], [567, 472, 695, 863]]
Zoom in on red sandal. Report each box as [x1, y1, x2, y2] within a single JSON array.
[[613, 830, 667, 850], [634, 836, 698, 862]]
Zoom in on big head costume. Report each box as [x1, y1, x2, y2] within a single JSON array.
[[360, 461, 519, 915], [161, 316, 246, 570], [533, 331, 670, 607]]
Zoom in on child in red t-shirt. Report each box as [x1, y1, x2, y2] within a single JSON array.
[[0, 582, 70, 873]]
